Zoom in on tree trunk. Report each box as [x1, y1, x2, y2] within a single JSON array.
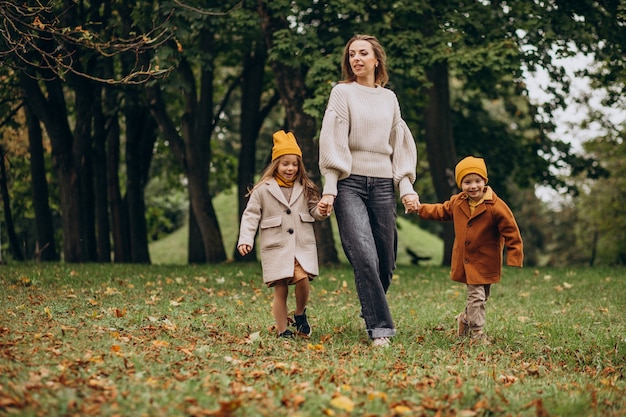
[[423, 62, 457, 266], [235, 38, 269, 262], [20, 74, 86, 262], [106, 100, 130, 263], [0, 145, 24, 261], [124, 95, 155, 263], [146, 52, 226, 263], [72, 77, 98, 262], [92, 84, 112, 263], [259, 3, 338, 265], [25, 104, 59, 261]]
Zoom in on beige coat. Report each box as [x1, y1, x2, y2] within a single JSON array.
[[238, 178, 327, 284], [418, 187, 523, 285]]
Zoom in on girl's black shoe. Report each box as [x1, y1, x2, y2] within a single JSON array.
[[293, 309, 311, 337], [278, 329, 295, 338]]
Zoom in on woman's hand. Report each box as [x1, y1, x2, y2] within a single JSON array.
[[318, 194, 336, 216], [402, 194, 420, 214]]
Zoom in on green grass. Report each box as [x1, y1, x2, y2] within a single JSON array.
[[149, 190, 444, 266], [1, 263, 624, 416]]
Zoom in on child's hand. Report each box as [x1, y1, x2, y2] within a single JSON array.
[[237, 244, 251, 256], [317, 200, 327, 216]]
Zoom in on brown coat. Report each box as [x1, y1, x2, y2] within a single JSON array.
[[418, 187, 523, 284]]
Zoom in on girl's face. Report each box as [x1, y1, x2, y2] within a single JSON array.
[[348, 39, 378, 84], [276, 155, 299, 181], [461, 173, 486, 201]]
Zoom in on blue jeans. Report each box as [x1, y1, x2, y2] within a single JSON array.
[[334, 175, 397, 339]]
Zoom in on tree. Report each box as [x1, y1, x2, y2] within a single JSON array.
[[25, 104, 59, 261], [146, 1, 254, 263], [572, 133, 626, 265], [234, 24, 280, 261], [258, 0, 340, 264], [1, 0, 173, 262]]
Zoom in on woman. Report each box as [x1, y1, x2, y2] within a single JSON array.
[[318, 34, 420, 347]]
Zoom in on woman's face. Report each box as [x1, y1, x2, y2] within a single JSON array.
[[348, 39, 378, 82]]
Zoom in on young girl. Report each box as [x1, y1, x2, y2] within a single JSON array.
[[237, 130, 328, 338], [416, 156, 523, 343]]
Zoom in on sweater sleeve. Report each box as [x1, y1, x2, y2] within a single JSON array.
[[319, 87, 352, 196], [391, 118, 418, 198]]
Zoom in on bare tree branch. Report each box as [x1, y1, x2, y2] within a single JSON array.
[[0, 1, 175, 84]]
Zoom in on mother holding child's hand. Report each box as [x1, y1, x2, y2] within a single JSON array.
[[317, 34, 420, 348]]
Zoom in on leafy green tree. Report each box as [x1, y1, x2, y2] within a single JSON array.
[[572, 133, 626, 265]]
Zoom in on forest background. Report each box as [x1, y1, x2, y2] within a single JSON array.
[[0, 0, 625, 267]]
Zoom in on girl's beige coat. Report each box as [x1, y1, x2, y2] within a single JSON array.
[[238, 179, 326, 284], [418, 187, 523, 284]]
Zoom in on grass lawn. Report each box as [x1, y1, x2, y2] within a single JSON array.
[[1, 263, 624, 416]]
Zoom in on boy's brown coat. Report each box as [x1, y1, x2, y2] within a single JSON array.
[[418, 187, 523, 284]]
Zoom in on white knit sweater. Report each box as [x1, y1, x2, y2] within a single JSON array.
[[318, 82, 418, 198]]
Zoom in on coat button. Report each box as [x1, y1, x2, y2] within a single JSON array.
[[465, 241, 470, 245], [286, 209, 291, 214], [288, 228, 294, 234], [464, 259, 469, 264]]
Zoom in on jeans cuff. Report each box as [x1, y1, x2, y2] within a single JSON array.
[[369, 328, 396, 339]]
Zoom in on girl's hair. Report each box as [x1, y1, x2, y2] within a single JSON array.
[[247, 155, 320, 202], [341, 34, 389, 87]]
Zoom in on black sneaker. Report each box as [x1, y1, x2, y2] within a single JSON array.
[[293, 309, 311, 337], [278, 329, 295, 338]]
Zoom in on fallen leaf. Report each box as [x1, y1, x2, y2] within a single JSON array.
[[330, 395, 354, 412], [246, 331, 261, 344], [392, 404, 412, 414], [367, 391, 387, 401], [152, 340, 169, 348], [307, 343, 325, 351]]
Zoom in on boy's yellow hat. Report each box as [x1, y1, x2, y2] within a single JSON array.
[[455, 156, 488, 188], [272, 130, 302, 161]]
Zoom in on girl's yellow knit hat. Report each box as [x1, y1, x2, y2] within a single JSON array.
[[272, 130, 302, 161], [455, 156, 488, 188]]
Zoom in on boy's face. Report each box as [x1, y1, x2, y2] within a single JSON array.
[[461, 173, 486, 202]]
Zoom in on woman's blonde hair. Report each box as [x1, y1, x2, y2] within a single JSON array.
[[247, 155, 320, 203], [341, 34, 389, 87]]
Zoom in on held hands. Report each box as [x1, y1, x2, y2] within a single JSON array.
[[318, 194, 335, 217], [402, 194, 421, 214], [318, 193, 421, 215]]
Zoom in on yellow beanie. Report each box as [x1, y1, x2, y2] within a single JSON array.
[[455, 156, 488, 188], [271, 130, 302, 161]]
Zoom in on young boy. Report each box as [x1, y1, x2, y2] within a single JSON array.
[[417, 156, 523, 343]]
